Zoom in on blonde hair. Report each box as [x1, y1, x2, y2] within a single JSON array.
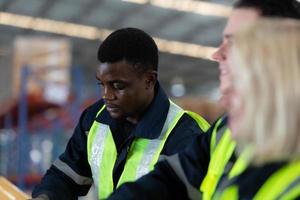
[[231, 18, 300, 164]]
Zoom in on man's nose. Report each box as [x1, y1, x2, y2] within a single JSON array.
[[102, 87, 115, 100]]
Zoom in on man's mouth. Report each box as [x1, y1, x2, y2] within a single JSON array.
[[105, 104, 119, 112]]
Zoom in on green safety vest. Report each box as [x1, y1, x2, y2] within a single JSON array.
[[200, 116, 250, 200], [200, 117, 235, 200], [217, 160, 300, 200], [87, 100, 210, 199]]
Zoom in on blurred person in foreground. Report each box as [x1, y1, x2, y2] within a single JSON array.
[[31, 27, 209, 200], [108, 0, 300, 199], [215, 18, 300, 199]]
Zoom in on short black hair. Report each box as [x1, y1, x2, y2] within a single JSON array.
[[97, 27, 158, 72], [234, 0, 300, 19]]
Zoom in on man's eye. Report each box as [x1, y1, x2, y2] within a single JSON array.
[[113, 83, 125, 90]]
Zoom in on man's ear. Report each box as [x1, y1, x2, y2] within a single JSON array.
[[144, 70, 157, 89]]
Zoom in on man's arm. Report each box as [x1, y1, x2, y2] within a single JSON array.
[[32, 101, 102, 200]]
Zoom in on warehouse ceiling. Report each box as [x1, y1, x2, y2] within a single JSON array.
[[0, 0, 235, 99]]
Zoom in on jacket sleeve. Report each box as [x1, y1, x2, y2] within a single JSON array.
[[108, 122, 215, 200], [32, 104, 100, 200]]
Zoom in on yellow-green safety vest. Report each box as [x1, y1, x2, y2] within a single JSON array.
[[87, 100, 210, 199], [200, 117, 235, 200], [217, 159, 300, 200], [200, 116, 250, 200]]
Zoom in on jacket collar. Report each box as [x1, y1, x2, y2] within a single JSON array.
[[96, 82, 170, 139]]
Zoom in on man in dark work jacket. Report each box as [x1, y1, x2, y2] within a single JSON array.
[[31, 28, 209, 200]]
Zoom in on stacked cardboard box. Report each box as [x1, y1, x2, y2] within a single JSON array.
[[0, 176, 30, 200]]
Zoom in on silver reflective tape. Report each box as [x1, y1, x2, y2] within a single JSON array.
[[135, 139, 160, 179], [90, 123, 110, 191], [275, 174, 300, 199], [53, 159, 93, 185], [216, 126, 227, 147], [135, 102, 183, 179]]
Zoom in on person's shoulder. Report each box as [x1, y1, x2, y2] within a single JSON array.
[[208, 113, 228, 132], [84, 99, 105, 114], [175, 113, 204, 134], [80, 99, 105, 125], [162, 113, 202, 155], [217, 114, 228, 127]]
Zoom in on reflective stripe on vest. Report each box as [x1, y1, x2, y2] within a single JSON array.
[[87, 104, 115, 199], [217, 160, 300, 200], [217, 185, 238, 200], [209, 117, 224, 156], [117, 105, 210, 189], [117, 101, 186, 186], [200, 119, 236, 200], [254, 160, 300, 200], [87, 101, 189, 199], [185, 111, 210, 132], [228, 146, 253, 179], [280, 180, 300, 200]]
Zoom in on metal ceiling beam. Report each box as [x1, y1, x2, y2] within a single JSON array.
[[147, 12, 183, 36], [69, 0, 104, 23], [179, 19, 223, 43], [0, 0, 17, 11], [107, 3, 145, 29], [35, 0, 58, 18]]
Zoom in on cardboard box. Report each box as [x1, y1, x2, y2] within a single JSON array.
[[0, 176, 30, 200]]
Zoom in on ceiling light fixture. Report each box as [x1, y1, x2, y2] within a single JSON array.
[[0, 12, 216, 60], [154, 38, 216, 60], [122, 0, 232, 17]]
